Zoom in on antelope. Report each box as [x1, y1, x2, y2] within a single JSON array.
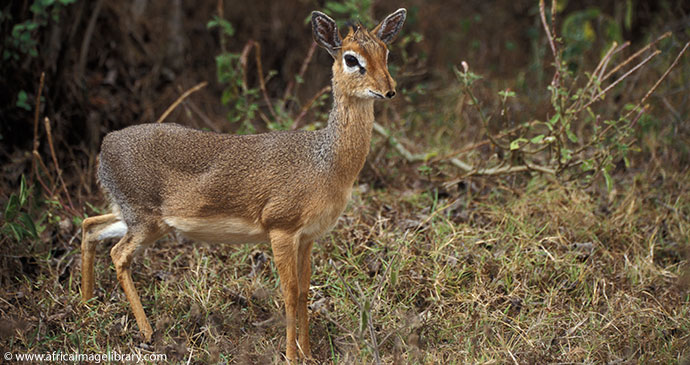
[[80, 8, 406, 361]]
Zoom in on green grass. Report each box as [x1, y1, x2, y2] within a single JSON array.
[[3, 170, 688, 363]]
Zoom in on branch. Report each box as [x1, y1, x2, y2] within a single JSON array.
[[578, 49, 660, 113], [624, 41, 690, 120], [30, 72, 45, 185], [291, 85, 331, 130], [282, 41, 317, 105], [44, 117, 78, 216], [76, 0, 104, 80], [239, 40, 281, 126], [602, 32, 671, 81], [539, 0, 561, 88], [372, 122, 556, 176], [372, 122, 425, 162], [251, 41, 280, 123], [155, 82, 208, 124]]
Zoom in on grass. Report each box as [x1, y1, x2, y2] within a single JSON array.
[[1, 168, 688, 363]]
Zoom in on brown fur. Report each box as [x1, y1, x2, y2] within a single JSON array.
[[80, 8, 406, 361]]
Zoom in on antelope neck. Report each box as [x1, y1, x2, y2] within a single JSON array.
[[322, 88, 375, 182]]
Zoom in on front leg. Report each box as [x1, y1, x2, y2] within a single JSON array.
[[270, 230, 299, 361], [297, 239, 314, 358]]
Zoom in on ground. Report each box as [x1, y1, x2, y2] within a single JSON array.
[[1, 167, 688, 363]]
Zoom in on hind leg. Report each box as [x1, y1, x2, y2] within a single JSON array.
[[110, 225, 167, 342], [81, 213, 122, 301]]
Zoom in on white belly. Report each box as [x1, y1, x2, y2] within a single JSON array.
[[163, 216, 269, 244]]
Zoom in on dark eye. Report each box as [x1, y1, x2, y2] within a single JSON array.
[[344, 54, 359, 68]]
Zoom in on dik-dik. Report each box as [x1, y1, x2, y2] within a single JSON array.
[[80, 8, 406, 361]]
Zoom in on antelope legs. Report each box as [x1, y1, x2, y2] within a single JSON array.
[[109, 228, 164, 342], [270, 230, 314, 360], [81, 213, 120, 301], [297, 239, 314, 358]]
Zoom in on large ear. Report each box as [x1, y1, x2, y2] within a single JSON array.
[[312, 11, 341, 58], [372, 8, 407, 44]]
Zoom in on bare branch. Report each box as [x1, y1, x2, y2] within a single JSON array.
[[603, 32, 671, 81], [156, 82, 208, 124], [31, 72, 45, 184], [579, 50, 661, 113], [539, 0, 561, 87], [291, 86, 331, 130], [624, 41, 690, 120]]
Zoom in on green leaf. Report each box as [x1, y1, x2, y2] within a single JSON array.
[[549, 113, 560, 126], [5, 195, 19, 221], [566, 128, 578, 143], [17, 90, 31, 111], [498, 89, 516, 98], [580, 159, 594, 172], [19, 175, 28, 206], [207, 16, 234, 37], [603, 168, 613, 192], [359, 298, 370, 334], [8, 223, 24, 241], [390, 266, 397, 287], [530, 135, 545, 144], [19, 212, 38, 238], [510, 138, 527, 150]]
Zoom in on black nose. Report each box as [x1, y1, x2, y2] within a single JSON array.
[[385, 90, 396, 99]]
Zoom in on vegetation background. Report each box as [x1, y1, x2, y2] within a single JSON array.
[[1, 0, 689, 363]]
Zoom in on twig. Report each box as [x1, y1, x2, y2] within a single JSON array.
[[217, 0, 226, 53], [76, 0, 104, 80], [179, 94, 220, 132], [30, 72, 45, 183], [550, 0, 557, 40], [452, 158, 555, 175], [251, 41, 280, 123], [458, 71, 510, 151], [372, 122, 425, 162], [360, 282, 381, 365], [624, 41, 690, 120], [539, 0, 561, 88], [32, 151, 54, 196], [239, 40, 280, 125], [579, 49, 661, 113], [374, 122, 556, 175], [155, 82, 208, 124], [291, 86, 331, 130], [588, 42, 620, 95], [282, 41, 317, 105], [596, 41, 629, 84], [44, 117, 78, 215], [239, 41, 254, 92], [372, 253, 397, 307], [602, 32, 671, 81], [329, 259, 362, 318], [372, 122, 556, 176], [433, 120, 540, 162]]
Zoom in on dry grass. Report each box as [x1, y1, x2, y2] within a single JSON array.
[[1, 168, 688, 363]]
